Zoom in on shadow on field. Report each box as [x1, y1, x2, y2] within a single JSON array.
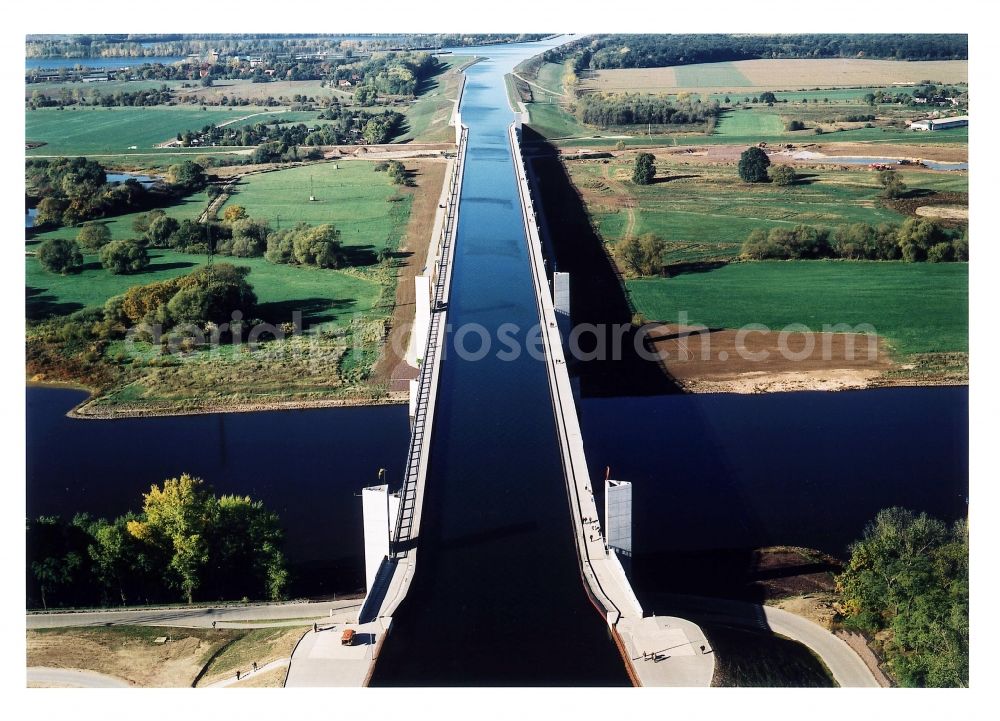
[[662, 260, 729, 278], [257, 296, 356, 328], [342, 244, 379, 267], [651, 174, 700, 184], [143, 259, 198, 273], [521, 126, 683, 397], [26, 286, 83, 320]]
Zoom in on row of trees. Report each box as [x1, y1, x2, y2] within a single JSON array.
[[27, 85, 173, 109], [837, 508, 968, 687], [547, 34, 968, 72], [28, 474, 287, 609], [741, 219, 969, 262], [576, 93, 720, 128], [176, 108, 404, 151]]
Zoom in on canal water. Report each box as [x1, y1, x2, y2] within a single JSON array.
[[369, 38, 632, 686]]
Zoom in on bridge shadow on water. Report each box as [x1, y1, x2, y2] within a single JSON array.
[[520, 126, 684, 399]]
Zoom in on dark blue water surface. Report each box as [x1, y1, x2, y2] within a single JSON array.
[[26, 387, 410, 595], [581, 387, 969, 561]]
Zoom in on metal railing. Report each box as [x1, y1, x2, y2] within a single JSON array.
[[390, 127, 468, 556]]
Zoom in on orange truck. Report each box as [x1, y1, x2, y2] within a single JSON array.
[[341, 629, 356, 646]]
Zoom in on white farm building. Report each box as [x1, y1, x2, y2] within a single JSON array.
[[909, 115, 969, 131]]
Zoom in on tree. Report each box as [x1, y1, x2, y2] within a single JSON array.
[[37, 238, 83, 274], [770, 165, 798, 186], [738, 146, 770, 183], [101, 239, 150, 275], [146, 215, 181, 248], [836, 508, 968, 687], [293, 224, 346, 268], [615, 233, 666, 276], [76, 222, 112, 251], [126, 475, 214, 604], [229, 218, 270, 257], [166, 160, 207, 193], [759, 91, 777, 105], [878, 169, 907, 199], [222, 205, 248, 223], [133, 208, 166, 235], [897, 218, 945, 262], [632, 152, 656, 185], [927, 241, 954, 263], [34, 196, 68, 228]]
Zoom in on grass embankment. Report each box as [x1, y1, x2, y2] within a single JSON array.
[[26, 160, 433, 413], [395, 55, 471, 143], [27, 624, 308, 687], [195, 626, 307, 687], [627, 261, 968, 357]]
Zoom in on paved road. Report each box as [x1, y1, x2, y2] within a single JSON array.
[[204, 658, 290, 688], [27, 667, 130, 688], [649, 593, 879, 688], [27, 599, 362, 630]]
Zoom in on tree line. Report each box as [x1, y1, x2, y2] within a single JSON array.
[[27, 474, 287, 609], [546, 34, 968, 72], [741, 219, 969, 262], [575, 93, 721, 128]]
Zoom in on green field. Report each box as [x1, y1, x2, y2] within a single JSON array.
[[25, 106, 283, 156], [714, 109, 786, 137], [30, 191, 210, 244], [674, 61, 752, 88], [218, 161, 412, 252], [567, 160, 961, 264], [27, 248, 380, 330], [627, 261, 968, 356]]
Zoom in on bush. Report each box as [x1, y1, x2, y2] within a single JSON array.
[[786, 119, 806, 131], [878, 169, 907, 200], [615, 233, 667, 276], [100, 239, 150, 275], [37, 238, 83, 274], [770, 165, 798, 186], [927, 241, 954, 263], [76, 222, 112, 251]]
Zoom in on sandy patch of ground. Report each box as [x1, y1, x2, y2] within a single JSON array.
[[770, 595, 839, 630], [27, 626, 239, 687], [916, 204, 968, 220], [646, 323, 893, 393]]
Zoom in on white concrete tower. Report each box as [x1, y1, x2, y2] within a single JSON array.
[[362, 484, 400, 593], [553, 271, 571, 347], [605, 479, 633, 561]]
